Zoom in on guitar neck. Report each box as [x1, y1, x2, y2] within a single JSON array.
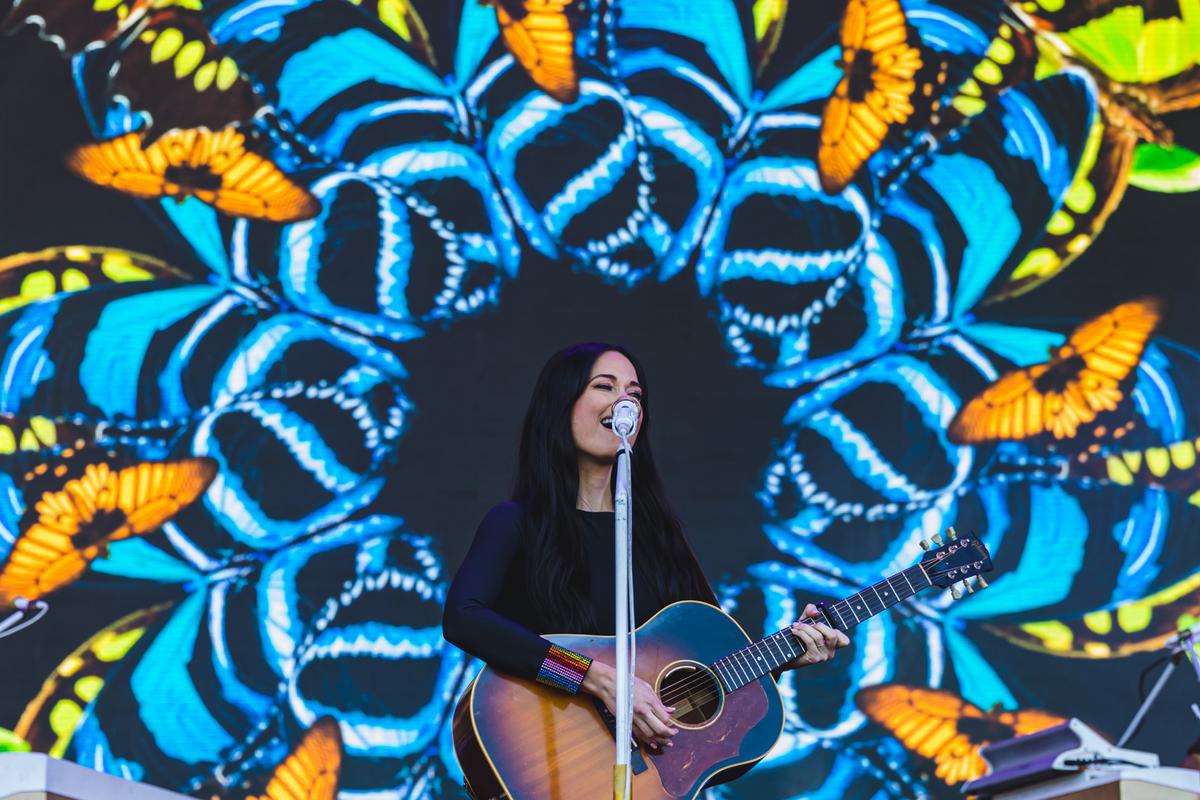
[[711, 563, 932, 692]]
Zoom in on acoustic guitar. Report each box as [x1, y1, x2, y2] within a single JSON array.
[[453, 530, 993, 799]]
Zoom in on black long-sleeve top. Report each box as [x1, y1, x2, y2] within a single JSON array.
[[442, 502, 670, 681]]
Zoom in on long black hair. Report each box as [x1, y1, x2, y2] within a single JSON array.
[[512, 342, 716, 631]]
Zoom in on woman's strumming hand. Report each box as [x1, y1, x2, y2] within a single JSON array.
[[581, 660, 677, 750], [784, 603, 850, 669]]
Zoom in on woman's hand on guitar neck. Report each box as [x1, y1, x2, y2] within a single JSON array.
[[580, 660, 678, 750], [785, 603, 850, 669]]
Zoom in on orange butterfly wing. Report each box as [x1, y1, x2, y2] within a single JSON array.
[[492, 0, 579, 104], [67, 129, 320, 222], [950, 297, 1161, 443], [249, 717, 342, 800], [858, 685, 1067, 786], [857, 685, 986, 785], [0, 455, 217, 606], [818, 0, 923, 194]]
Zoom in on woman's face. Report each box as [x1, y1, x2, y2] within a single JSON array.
[[571, 350, 643, 463]]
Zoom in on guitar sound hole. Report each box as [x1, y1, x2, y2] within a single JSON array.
[[658, 663, 722, 728]]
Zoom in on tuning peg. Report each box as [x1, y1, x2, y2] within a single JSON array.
[[931, 533, 944, 547], [976, 576, 989, 590], [919, 539, 931, 551], [964, 580, 976, 594], [946, 526, 958, 541], [950, 584, 963, 600]]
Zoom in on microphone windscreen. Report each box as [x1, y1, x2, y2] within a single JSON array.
[[611, 399, 639, 436]]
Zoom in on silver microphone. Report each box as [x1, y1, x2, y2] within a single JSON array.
[[611, 399, 640, 437]]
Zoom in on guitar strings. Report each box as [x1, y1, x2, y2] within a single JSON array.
[[656, 550, 970, 714], [659, 589, 890, 708], [659, 549, 965, 709], [657, 616, 822, 710], [653, 549, 969, 713]]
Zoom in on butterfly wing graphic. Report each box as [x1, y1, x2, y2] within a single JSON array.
[[818, 0, 934, 194], [489, 0, 580, 104], [249, 717, 342, 800], [67, 129, 320, 222], [0, 452, 217, 606], [857, 684, 1067, 786], [950, 297, 1161, 443]]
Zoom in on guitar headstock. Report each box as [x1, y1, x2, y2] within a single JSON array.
[[920, 527, 993, 599]]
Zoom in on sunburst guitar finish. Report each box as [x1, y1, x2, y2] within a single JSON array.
[[452, 534, 996, 800], [454, 601, 781, 800]]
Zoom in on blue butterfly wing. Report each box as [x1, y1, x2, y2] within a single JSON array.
[[203, 0, 520, 334], [167, 312, 408, 554], [616, 61, 732, 282], [702, 117, 904, 381], [611, 7, 745, 283], [616, 0, 754, 107], [0, 281, 230, 422], [259, 522, 467, 789], [669, 23, 910, 382], [206, 0, 446, 132], [68, 519, 465, 792], [479, 61, 675, 284], [475, 0, 748, 285], [761, 350, 990, 580], [230, 162, 516, 341], [878, 71, 1098, 327], [69, 591, 237, 785], [0, 279, 410, 557]]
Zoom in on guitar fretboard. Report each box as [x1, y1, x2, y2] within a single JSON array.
[[710, 563, 931, 692]]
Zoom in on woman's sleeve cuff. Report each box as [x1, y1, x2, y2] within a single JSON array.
[[535, 643, 592, 694]]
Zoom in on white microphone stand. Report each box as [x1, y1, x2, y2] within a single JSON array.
[[612, 421, 636, 800]]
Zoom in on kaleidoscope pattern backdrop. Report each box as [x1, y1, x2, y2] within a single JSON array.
[[1, 0, 1199, 797]]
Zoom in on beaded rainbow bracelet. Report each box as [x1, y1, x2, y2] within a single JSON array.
[[535, 643, 593, 694]]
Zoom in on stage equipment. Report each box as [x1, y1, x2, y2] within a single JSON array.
[[1117, 620, 1200, 747], [975, 767, 1200, 800], [0, 752, 193, 800], [963, 718, 1200, 799], [453, 531, 993, 799]]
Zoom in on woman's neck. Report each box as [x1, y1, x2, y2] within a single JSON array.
[[576, 459, 614, 512]]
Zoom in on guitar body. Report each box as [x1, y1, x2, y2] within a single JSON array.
[[453, 601, 785, 800]]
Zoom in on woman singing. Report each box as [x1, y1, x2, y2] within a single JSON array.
[[443, 342, 849, 758]]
